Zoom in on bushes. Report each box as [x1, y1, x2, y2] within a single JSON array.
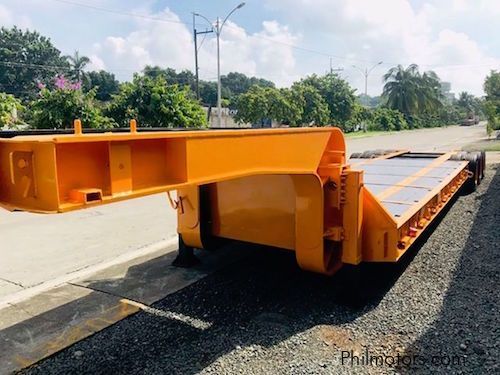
[[0, 93, 24, 129], [368, 108, 408, 131], [30, 77, 114, 129], [20, 74, 207, 129], [105, 75, 206, 128]]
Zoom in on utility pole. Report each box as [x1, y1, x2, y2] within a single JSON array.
[[216, 17, 222, 127], [192, 14, 213, 100], [194, 3, 246, 127], [329, 58, 344, 75]]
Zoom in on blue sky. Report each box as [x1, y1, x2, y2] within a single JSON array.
[[1, 0, 499, 95]]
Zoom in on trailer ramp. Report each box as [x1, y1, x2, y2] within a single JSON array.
[[350, 152, 471, 262]]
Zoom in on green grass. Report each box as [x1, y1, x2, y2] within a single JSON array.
[[344, 130, 390, 139], [463, 139, 500, 152], [344, 126, 440, 139]]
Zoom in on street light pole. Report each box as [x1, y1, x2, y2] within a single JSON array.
[[216, 17, 222, 127], [352, 61, 383, 132], [193, 13, 199, 99], [194, 3, 246, 127], [352, 61, 383, 97]]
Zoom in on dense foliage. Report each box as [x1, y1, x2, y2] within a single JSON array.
[[30, 77, 114, 129], [105, 75, 206, 128], [0, 27, 69, 100], [142, 65, 274, 107], [83, 70, 120, 101], [0, 93, 24, 128], [300, 73, 357, 125], [368, 108, 408, 131], [235, 86, 296, 126], [382, 64, 443, 122], [483, 71, 500, 134]]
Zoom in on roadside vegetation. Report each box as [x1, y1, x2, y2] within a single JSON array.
[[0, 26, 496, 132]]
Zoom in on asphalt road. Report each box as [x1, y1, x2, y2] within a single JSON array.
[[0, 124, 487, 302]]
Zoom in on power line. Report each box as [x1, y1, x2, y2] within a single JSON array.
[[49, 0, 191, 26], [15, 0, 500, 70], [46, 0, 381, 65]]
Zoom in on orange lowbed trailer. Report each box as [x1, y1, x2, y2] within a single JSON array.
[[0, 123, 484, 275]]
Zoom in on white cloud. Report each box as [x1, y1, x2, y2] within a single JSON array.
[[265, 0, 500, 95], [0, 4, 13, 25], [87, 54, 106, 71], [91, 8, 191, 77], [91, 8, 300, 86], [0, 4, 32, 29], [1, 0, 498, 95]]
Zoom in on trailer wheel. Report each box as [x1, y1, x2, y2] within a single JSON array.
[[463, 153, 479, 194], [480, 151, 486, 180]]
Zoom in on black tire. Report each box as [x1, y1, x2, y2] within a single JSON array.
[[480, 151, 486, 180], [463, 153, 479, 194], [350, 152, 362, 159]]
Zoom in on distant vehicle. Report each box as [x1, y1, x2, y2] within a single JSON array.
[[461, 113, 479, 126]]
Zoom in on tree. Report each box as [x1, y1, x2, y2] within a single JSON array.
[[143, 66, 196, 91], [484, 70, 500, 103], [221, 72, 274, 103], [83, 70, 120, 101], [235, 85, 299, 126], [30, 76, 114, 129], [457, 91, 475, 113], [382, 64, 420, 116], [65, 51, 90, 81], [0, 27, 69, 100], [369, 108, 408, 131], [345, 103, 372, 132], [0, 93, 24, 129], [199, 81, 218, 107], [382, 64, 443, 127], [483, 70, 500, 133], [106, 74, 206, 128], [300, 73, 356, 127], [290, 82, 329, 125]]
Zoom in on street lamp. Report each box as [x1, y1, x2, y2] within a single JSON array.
[[352, 61, 383, 132], [194, 3, 246, 127], [352, 61, 383, 97]]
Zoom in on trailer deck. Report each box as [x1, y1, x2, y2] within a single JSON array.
[[350, 154, 468, 224]]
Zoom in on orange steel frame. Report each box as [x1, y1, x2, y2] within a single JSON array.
[[0, 124, 469, 275]]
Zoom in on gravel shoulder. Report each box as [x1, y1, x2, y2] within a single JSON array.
[[23, 164, 499, 375]]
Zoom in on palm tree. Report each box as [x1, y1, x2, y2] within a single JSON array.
[[457, 91, 475, 112], [419, 70, 443, 113], [382, 64, 443, 116], [382, 64, 421, 116], [65, 51, 90, 81]]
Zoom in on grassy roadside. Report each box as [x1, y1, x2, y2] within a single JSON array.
[[344, 124, 459, 139], [463, 138, 500, 152]]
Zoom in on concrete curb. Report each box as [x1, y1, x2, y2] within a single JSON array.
[[0, 237, 178, 310]]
